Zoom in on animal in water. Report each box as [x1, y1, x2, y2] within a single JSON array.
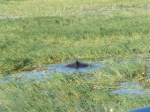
[[64, 60, 89, 69]]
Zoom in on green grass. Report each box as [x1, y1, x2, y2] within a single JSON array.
[[0, 0, 150, 111], [0, 13, 150, 74], [1, 61, 150, 112], [0, 62, 149, 112]]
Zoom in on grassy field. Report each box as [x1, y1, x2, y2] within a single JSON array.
[[0, 0, 150, 111]]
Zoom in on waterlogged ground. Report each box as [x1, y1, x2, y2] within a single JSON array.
[[0, 0, 150, 111], [0, 58, 105, 83], [112, 82, 150, 96], [1, 56, 150, 97]]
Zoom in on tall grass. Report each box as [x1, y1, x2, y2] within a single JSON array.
[[0, 13, 150, 74], [0, 0, 150, 111], [0, 61, 149, 111]]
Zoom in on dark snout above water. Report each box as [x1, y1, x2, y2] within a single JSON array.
[[64, 60, 89, 68]]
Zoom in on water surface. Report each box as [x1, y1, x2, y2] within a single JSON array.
[[0, 56, 149, 89]]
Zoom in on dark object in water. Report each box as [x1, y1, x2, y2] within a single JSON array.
[[64, 60, 89, 69]]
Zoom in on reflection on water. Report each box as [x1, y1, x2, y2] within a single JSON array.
[[111, 82, 150, 96], [0, 56, 150, 95], [0, 59, 105, 83], [109, 55, 150, 96]]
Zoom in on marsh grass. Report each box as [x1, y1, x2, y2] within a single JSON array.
[[0, 0, 150, 111], [0, 14, 150, 74], [0, 62, 149, 111]]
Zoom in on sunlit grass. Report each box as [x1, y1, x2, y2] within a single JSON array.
[[0, 14, 150, 74], [0, 61, 149, 111], [0, 0, 149, 17], [0, 0, 150, 111]]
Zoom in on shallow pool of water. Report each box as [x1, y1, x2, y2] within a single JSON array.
[[0, 59, 105, 84], [111, 82, 150, 96], [0, 57, 150, 95]]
